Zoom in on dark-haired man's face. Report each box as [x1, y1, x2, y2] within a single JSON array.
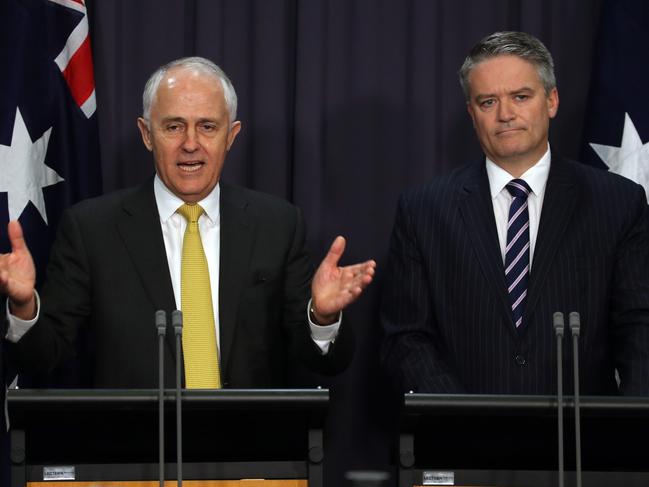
[[466, 55, 558, 176]]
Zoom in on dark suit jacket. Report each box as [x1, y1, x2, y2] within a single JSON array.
[[381, 157, 649, 395], [7, 179, 353, 388]]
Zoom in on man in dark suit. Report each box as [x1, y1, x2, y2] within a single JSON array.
[[0, 56, 376, 388], [381, 31, 649, 395]]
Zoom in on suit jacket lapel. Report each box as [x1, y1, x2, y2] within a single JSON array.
[[218, 183, 254, 380], [458, 163, 517, 335], [524, 157, 579, 322], [116, 179, 177, 351]]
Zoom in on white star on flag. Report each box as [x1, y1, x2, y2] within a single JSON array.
[[590, 113, 649, 202], [0, 108, 65, 223]]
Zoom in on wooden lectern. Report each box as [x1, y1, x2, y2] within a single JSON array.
[[8, 389, 328, 487]]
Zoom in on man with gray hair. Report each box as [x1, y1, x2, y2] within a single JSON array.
[[1, 56, 376, 388], [381, 31, 649, 395]]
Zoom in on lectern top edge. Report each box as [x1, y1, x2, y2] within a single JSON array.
[[403, 393, 649, 414], [7, 388, 331, 412]]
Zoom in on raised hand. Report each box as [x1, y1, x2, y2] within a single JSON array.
[[310, 236, 376, 325], [0, 220, 37, 320]]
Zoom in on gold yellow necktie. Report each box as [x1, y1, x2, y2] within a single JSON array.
[[177, 203, 221, 389]]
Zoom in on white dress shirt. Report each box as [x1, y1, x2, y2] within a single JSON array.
[[154, 176, 223, 343], [486, 144, 552, 269], [153, 176, 339, 354]]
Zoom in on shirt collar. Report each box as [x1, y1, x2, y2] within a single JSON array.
[[153, 174, 220, 224], [486, 144, 551, 199]]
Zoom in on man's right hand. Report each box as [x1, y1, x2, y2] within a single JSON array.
[[0, 220, 37, 320]]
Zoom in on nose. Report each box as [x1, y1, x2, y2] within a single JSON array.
[[181, 126, 199, 152], [497, 99, 516, 122]]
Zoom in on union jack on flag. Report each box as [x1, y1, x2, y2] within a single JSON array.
[[52, 0, 97, 118]]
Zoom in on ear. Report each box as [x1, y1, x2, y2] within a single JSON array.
[[137, 117, 153, 151], [547, 87, 559, 119], [226, 121, 242, 151]]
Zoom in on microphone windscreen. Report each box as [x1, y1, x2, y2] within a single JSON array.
[[553, 312, 564, 336], [155, 310, 167, 334], [172, 309, 183, 332], [569, 312, 581, 336]]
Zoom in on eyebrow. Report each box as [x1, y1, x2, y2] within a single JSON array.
[[160, 116, 186, 124], [159, 116, 221, 124], [474, 86, 535, 102], [510, 86, 535, 95], [196, 118, 221, 124]]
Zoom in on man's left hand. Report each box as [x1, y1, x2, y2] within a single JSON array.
[[311, 236, 376, 325]]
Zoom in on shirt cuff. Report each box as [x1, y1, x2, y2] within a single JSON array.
[[307, 298, 341, 355], [5, 290, 40, 343]]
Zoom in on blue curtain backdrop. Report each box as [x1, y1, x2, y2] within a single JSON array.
[[40, 0, 609, 484]]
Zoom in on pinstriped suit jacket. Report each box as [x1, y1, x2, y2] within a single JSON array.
[[380, 156, 649, 395]]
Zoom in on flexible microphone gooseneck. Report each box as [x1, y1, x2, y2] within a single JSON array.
[[553, 311, 565, 487], [569, 311, 582, 487], [172, 310, 184, 487], [155, 310, 167, 487]]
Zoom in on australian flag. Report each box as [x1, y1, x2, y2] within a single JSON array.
[[0, 0, 102, 280], [581, 0, 649, 199]]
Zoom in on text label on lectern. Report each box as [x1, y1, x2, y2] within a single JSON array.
[[422, 471, 454, 485], [43, 466, 75, 481]]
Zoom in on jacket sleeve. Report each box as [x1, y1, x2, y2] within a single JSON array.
[[380, 193, 465, 394]]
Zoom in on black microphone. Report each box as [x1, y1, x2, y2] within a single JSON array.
[[553, 311, 565, 487], [569, 311, 582, 487], [155, 310, 167, 487], [172, 309, 183, 487]]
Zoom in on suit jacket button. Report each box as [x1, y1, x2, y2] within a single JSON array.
[[515, 354, 527, 366]]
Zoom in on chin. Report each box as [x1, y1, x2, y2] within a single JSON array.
[[495, 144, 529, 158]]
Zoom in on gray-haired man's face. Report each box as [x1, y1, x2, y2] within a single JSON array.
[[466, 55, 558, 176], [137, 67, 241, 203]]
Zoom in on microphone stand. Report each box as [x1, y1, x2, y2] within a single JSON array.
[[172, 310, 184, 487], [570, 312, 582, 487], [553, 312, 565, 487], [155, 310, 167, 487]]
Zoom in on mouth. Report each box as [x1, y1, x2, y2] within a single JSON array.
[[177, 161, 205, 172], [496, 127, 524, 136]]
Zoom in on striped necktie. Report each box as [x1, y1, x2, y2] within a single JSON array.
[[505, 179, 531, 329], [177, 203, 221, 388]]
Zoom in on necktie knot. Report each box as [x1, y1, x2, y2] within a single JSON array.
[[177, 203, 204, 224], [506, 179, 531, 200]]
